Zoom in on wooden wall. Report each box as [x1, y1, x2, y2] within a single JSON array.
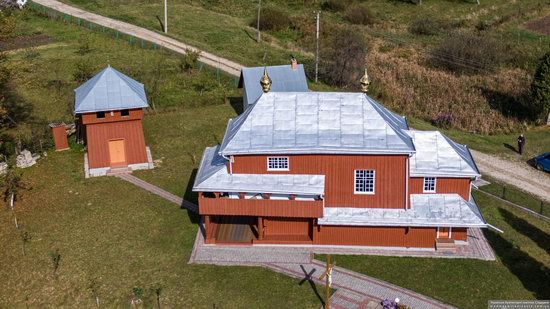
[[264, 217, 311, 236], [451, 227, 468, 242], [314, 225, 436, 248], [409, 177, 471, 200], [86, 120, 148, 168], [231, 155, 408, 209], [81, 108, 143, 125]]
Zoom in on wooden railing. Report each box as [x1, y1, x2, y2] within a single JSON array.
[[199, 194, 323, 218]]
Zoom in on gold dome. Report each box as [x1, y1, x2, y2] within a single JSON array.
[[360, 68, 371, 93], [260, 67, 272, 93]]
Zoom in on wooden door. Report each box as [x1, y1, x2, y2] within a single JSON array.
[[108, 139, 127, 167], [438, 227, 450, 238]]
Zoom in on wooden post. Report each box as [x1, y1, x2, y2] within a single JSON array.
[[258, 217, 264, 240], [319, 255, 335, 309], [541, 201, 544, 215]]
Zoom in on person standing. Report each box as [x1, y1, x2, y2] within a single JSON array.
[[517, 134, 526, 155]]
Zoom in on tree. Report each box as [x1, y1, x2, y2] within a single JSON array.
[[531, 52, 550, 125], [321, 28, 367, 88]]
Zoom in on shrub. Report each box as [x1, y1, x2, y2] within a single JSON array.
[[321, 28, 367, 88], [73, 60, 96, 83], [430, 33, 508, 75], [179, 49, 201, 73], [432, 112, 454, 129], [531, 52, 550, 124], [409, 18, 438, 35], [250, 7, 293, 31], [344, 4, 374, 26], [0, 15, 16, 38], [321, 0, 352, 12]]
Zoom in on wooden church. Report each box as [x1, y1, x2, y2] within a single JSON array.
[[74, 65, 153, 177]]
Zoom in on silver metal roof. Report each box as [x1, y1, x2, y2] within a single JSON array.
[[74, 66, 148, 114], [220, 92, 415, 156], [406, 130, 480, 177], [318, 194, 487, 228], [193, 146, 325, 195], [239, 64, 308, 107]]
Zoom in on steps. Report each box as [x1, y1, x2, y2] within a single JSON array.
[[436, 238, 457, 252]]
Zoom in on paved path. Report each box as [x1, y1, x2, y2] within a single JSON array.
[[470, 150, 550, 203], [32, 0, 243, 77], [115, 173, 198, 213], [190, 227, 455, 309]]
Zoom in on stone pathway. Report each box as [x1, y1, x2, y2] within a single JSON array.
[[115, 173, 198, 213], [32, 0, 243, 77]]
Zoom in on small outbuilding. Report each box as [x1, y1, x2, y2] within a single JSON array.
[[74, 65, 153, 177]]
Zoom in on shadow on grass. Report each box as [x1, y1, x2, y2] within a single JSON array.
[[480, 87, 537, 121], [228, 96, 243, 115], [298, 265, 324, 306], [485, 229, 550, 299], [499, 208, 550, 255], [183, 168, 200, 224], [503, 143, 517, 154]]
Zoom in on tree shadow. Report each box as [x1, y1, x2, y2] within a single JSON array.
[[183, 168, 200, 224], [499, 208, 550, 255], [484, 230, 550, 299], [228, 96, 244, 115], [479, 87, 538, 121], [298, 264, 325, 306]]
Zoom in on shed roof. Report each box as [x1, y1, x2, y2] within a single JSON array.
[[219, 92, 414, 156], [318, 194, 487, 228], [193, 146, 325, 195], [239, 64, 308, 105], [73, 66, 148, 114], [406, 130, 480, 177]]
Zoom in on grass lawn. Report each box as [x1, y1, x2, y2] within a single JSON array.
[[0, 12, 323, 308], [317, 191, 550, 309]]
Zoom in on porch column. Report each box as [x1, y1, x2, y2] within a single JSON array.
[[258, 217, 264, 240], [204, 216, 215, 244]]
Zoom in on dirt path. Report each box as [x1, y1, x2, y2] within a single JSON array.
[[470, 150, 550, 203], [32, 0, 243, 77]]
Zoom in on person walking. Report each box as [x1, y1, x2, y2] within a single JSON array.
[[517, 134, 526, 155]]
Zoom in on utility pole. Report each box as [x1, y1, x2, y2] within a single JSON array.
[[164, 0, 168, 33], [315, 11, 320, 83], [256, 0, 262, 43]]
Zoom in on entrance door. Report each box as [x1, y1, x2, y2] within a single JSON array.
[[438, 227, 451, 238], [108, 139, 127, 167]]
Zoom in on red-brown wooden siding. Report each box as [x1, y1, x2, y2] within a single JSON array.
[[409, 177, 471, 200], [264, 217, 311, 236], [314, 225, 436, 248], [199, 195, 323, 218], [51, 125, 69, 151], [86, 120, 147, 168], [81, 108, 143, 125], [231, 155, 407, 209], [451, 227, 468, 241]]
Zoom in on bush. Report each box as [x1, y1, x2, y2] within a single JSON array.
[[531, 52, 550, 124], [430, 33, 508, 75], [321, 28, 367, 88], [250, 7, 293, 31], [0, 15, 16, 38], [73, 60, 96, 83], [409, 18, 438, 35], [344, 4, 374, 26], [179, 49, 201, 73], [321, 0, 352, 12], [432, 113, 454, 129]]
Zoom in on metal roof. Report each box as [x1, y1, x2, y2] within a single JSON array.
[[239, 64, 309, 106], [73, 66, 148, 114], [219, 92, 415, 156], [193, 146, 325, 195], [318, 194, 487, 228], [406, 130, 480, 177]]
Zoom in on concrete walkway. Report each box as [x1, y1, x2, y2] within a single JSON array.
[[32, 0, 243, 77], [115, 173, 198, 213]]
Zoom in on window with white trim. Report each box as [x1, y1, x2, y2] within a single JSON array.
[[267, 157, 289, 171], [354, 170, 375, 194], [423, 177, 436, 193]]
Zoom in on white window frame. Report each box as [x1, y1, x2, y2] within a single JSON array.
[[267, 157, 289, 171], [354, 169, 375, 195], [437, 227, 452, 238], [423, 177, 437, 193]]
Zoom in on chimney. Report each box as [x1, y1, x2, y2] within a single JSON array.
[[260, 66, 272, 93], [290, 56, 298, 70]]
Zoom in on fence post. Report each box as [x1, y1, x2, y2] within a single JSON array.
[[502, 187, 506, 199], [141, 39, 144, 49], [541, 201, 544, 215], [77, 17, 81, 27], [116, 31, 119, 40], [129, 36, 133, 46]]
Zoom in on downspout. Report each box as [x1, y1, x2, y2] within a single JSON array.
[[405, 155, 410, 209]]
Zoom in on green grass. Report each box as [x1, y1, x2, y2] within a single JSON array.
[[0, 12, 323, 308], [317, 191, 550, 309], [478, 177, 549, 217]]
